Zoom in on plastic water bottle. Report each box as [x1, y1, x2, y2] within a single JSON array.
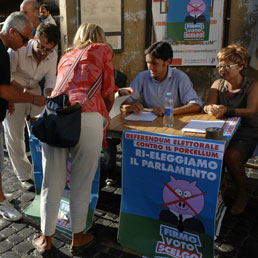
[[163, 92, 174, 127]]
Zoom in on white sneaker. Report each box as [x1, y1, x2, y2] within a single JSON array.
[[0, 200, 23, 221]]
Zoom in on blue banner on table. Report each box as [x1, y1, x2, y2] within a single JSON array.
[[24, 130, 99, 239], [118, 130, 226, 258]]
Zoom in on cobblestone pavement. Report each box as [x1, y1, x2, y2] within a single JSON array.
[[1, 150, 258, 258]]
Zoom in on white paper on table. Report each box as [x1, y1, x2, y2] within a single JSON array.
[[109, 95, 130, 119], [124, 111, 158, 122], [182, 119, 225, 133]]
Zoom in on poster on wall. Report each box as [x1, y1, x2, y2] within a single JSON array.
[[81, 0, 123, 51], [152, 0, 225, 66], [118, 130, 226, 258]]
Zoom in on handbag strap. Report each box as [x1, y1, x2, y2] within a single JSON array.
[[55, 45, 89, 93], [54, 45, 103, 106]]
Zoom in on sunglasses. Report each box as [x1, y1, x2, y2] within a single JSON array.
[[216, 64, 238, 70], [36, 40, 53, 54], [15, 29, 30, 44]]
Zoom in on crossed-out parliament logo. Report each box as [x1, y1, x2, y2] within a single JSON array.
[[155, 225, 202, 258]]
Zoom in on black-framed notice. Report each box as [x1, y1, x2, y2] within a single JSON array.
[[81, 0, 124, 52]]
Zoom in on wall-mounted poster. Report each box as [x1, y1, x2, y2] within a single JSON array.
[[152, 0, 225, 66], [81, 0, 123, 51]]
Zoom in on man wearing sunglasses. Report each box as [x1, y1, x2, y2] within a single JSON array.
[[3, 23, 59, 192], [0, 12, 46, 222]]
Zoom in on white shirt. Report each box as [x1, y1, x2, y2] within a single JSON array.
[[8, 39, 57, 96], [44, 14, 56, 25]]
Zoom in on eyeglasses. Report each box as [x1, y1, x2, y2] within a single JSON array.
[[216, 64, 238, 70], [15, 29, 30, 44], [36, 40, 54, 54]]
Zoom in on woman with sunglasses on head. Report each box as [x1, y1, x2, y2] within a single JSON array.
[[203, 44, 258, 215]]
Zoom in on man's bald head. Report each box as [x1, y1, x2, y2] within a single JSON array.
[[20, 0, 40, 29]]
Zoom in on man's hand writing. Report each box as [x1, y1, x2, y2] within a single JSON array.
[[125, 103, 144, 114]]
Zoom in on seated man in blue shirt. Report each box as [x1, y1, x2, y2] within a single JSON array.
[[126, 41, 202, 115], [105, 41, 202, 186]]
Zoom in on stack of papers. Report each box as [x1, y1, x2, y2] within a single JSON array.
[[182, 119, 225, 133], [124, 112, 158, 122]]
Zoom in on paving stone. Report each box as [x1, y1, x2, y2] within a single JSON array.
[[104, 212, 119, 222], [1, 252, 20, 258], [13, 241, 34, 256], [101, 185, 116, 193], [11, 222, 27, 232], [17, 227, 36, 238], [26, 254, 40, 258], [94, 209, 106, 217], [0, 240, 13, 254], [95, 218, 112, 227], [72, 243, 103, 258], [9, 183, 21, 192], [0, 219, 12, 230], [114, 188, 122, 195], [6, 193, 23, 203], [7, 234, 24, 245], [110, 222, 119, 229], [0, 227, 16, 238], [2, 180, 15, 188], [58, 246, 73, 257], [52, 236, 65, 249], [19, 192, 35, 202]]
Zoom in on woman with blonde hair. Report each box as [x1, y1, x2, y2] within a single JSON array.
[[204, 44, 258, 215], [32, 23, 115, 255]]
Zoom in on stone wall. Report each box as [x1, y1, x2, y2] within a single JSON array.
[[112, 0, 147, 87]]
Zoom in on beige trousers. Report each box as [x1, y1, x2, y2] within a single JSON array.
[[40, 112, 103, 235], [3, 87, 43, 181]]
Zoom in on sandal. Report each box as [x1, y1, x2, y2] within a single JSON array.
[[70, 233, 95, 255], [32, 234, 52, 255]]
